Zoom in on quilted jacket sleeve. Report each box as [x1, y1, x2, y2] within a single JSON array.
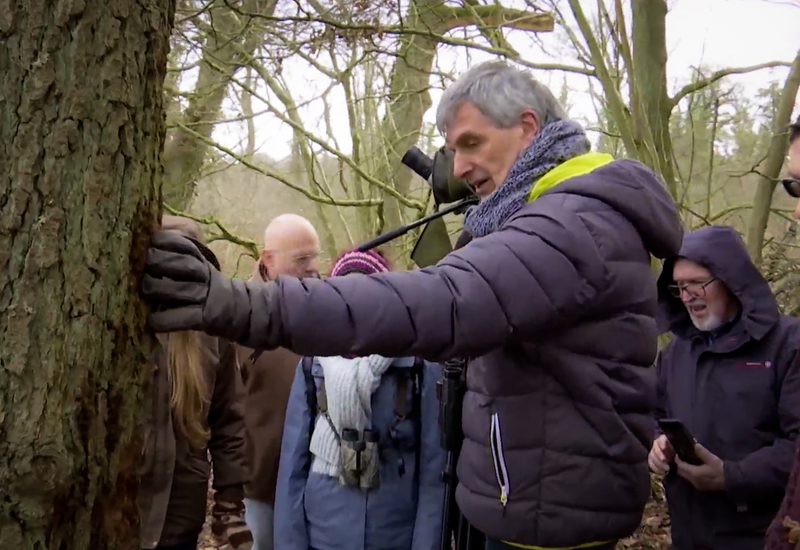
[[221, 202, 609, 360]]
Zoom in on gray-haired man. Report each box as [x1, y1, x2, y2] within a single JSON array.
[[141, 61, 683, 550]]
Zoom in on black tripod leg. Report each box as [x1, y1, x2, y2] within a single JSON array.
[[453, 511, 486, 550], [464, 520, 485, 550], [439, 492, 454, 550], [440, 450, 459, 550]]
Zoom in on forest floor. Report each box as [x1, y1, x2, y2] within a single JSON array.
[[618, 490, 671, 550], [199, 483, 222, 550], [197, 475, 671, 550]]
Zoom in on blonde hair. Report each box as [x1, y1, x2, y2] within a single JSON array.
[[158, 215, 213, 449], [166, 331, 211, 449]]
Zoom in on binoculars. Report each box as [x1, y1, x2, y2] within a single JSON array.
[[340, 427, 380, 490]]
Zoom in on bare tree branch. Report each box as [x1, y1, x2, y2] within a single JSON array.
[[746, 48, 800, 263], [174, 122, 382, 207], [163, 203, 261, 259], [670, 61, 793, 108], [232, 64, 425, 210]]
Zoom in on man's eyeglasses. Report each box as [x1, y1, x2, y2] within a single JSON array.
[[291, 252, 319, 267], [667, 278, 717, 299], [782, 177, 800, 199]]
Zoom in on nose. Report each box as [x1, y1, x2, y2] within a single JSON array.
[[794, 198, 800, 220], [452, 151, 470, 180], [308, 256, 320, 276]]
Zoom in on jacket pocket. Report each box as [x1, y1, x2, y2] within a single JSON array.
[[490, 412, 510, 507]]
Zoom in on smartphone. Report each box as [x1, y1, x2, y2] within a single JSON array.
[[658, 418, 702, 466]]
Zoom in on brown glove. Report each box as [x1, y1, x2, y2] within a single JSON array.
[[211, 490, 253, 550]]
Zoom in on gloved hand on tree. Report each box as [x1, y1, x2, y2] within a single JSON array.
[[141, 230, 280, 348]]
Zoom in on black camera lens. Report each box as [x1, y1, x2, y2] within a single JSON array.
[[401, 146, 434, 181]]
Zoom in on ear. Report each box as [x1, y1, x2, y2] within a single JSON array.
[[519, 109, 540, 144], [261, 249, 272, 267]]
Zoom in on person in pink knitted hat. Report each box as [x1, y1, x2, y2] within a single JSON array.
[[272, 246, 446, 550], [329, 248, 391, 277]]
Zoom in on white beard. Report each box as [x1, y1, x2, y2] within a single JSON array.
[[690, 310, 725, 332]]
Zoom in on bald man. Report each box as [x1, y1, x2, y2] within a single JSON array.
[[258, 213, 321, 281], [238, 214, 320, 550]]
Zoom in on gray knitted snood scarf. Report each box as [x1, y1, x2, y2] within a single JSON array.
[[464, 119, 590, 238]]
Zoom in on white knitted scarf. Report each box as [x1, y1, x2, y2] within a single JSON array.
[[309, 354, 394, 478]]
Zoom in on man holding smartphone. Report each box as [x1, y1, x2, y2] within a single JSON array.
[[649, 225, 800, 550]]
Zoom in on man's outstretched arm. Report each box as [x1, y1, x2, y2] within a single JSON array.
[[142, 205, 606, 361]]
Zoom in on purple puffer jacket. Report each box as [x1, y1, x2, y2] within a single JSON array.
[[206, 158, 683, 548]]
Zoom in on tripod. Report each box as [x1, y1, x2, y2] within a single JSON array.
[[357, 197, 477, 253], [436, 360, 485, 550]]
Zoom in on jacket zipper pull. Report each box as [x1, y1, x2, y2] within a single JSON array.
[[490, 413, 511, 509]]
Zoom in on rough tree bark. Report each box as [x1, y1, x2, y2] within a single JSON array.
[[0, 0, 174, 548]]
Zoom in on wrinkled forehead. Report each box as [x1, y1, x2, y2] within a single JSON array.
[[276, 232, 320, 256], [443, 102, 495, 148], [672, 257, 713, 282]]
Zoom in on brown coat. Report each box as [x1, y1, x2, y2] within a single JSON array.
[[138, 333, 248, 548], [237, 269, 300, 504], [238, 344, 299, 504]]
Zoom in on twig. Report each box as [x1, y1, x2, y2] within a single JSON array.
[[163, 204, 261, 260], [670, 61, 793, 108], [174, 122, 381, 208]]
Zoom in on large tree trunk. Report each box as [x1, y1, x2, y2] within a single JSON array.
[[630, 0, 677, 197], [0, 0, 174, 548]]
